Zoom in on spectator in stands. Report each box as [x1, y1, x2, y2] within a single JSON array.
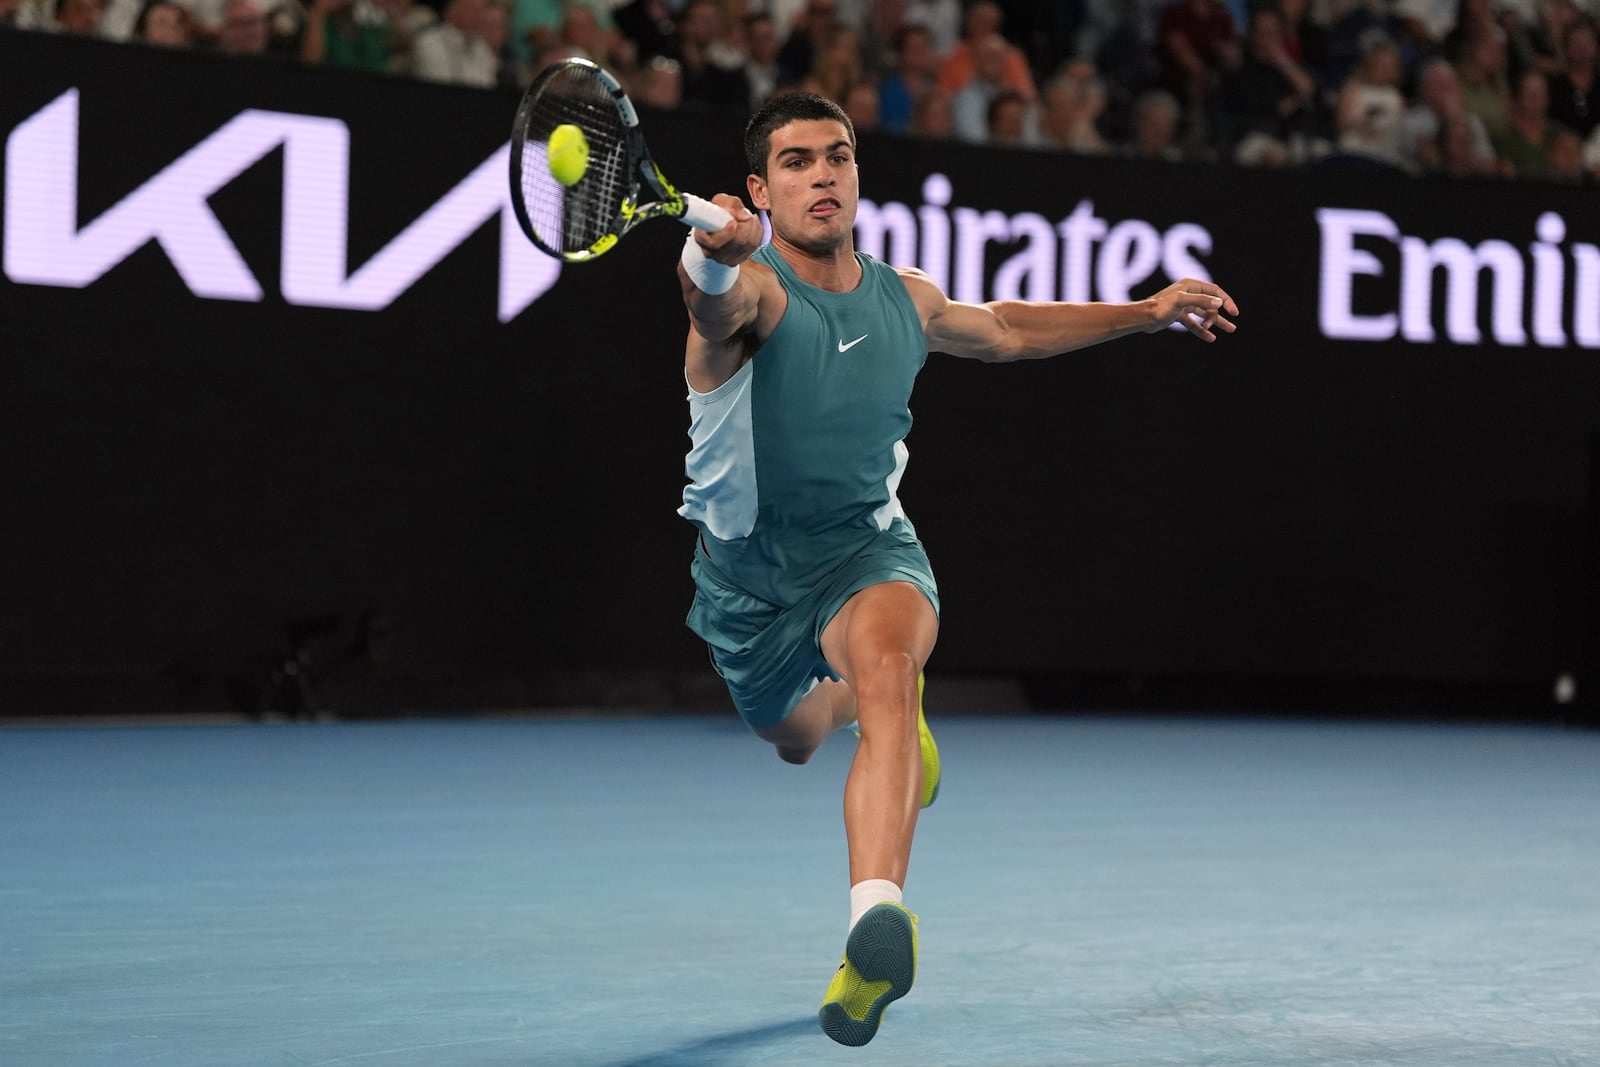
[[777, 0, 834, 87], [481, 0, 523, 88], [1441, 0, 1505, 62], [1335, 30, 1406, 168], [1492, 66, 1570, 176], [844, 79, 881, 130], [1320, 0, 1401, 96], [860, 0, 905, 76], [950, 31, 1016, 140], [936, 1, 1035, 102], [723, 0, 752, 53], [901, 0, 958, 53], [412, 0, 496, 86], [565, 2, 620, 66], [877, 23, 938, 132], [677, 0, 750, 108], [550, 1, 592, 60], [1273, 0, 1325, 73], [379, 0, 436, 73], [755, 0, 800, 41], [0, 0, 18, 25], [800, 19, 864, 104], [536, 3, 621, 74], [1090, 0, 1160, 111], [1072, 0, 1132, 65], [1431, 110, 1496, 174], [1158, 0, 1241, 142], [986, 87, 1040, 145], [12, 0, 45, 30], [135, 0, 192, 42], [55, 0, 105, 34], [509, 0, 560, 69], [152, 0, 214, 38], [300, 0, 389, 71], [1456, 26, 1513, 128], [744, 12, 781, 107], [1039, 62, 1111, 154], [1391, 0, 1456, 52], [1583, 119, 1600, 176], [909, 84, 954, 137], [1402, 55, 1500, 173], [1547, 17, 1598, 139], [1122, 87, 1186, 160], [632, 53, 682, 108], [216, 0, 269, 52], [1546, 125, 1587, 179], [1379, 0, 1445, 76], [1223, 4, 1317, 165], [1519, 0, 1582, 78], [614, 0, 676, 64], [107, 0, 143, 37]]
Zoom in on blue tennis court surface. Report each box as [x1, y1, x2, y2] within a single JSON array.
[[3, 714, 1597, 1066]]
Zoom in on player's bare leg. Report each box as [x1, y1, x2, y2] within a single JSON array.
[[814, 580, 937, 1046], [755, 679, 856, 764], [820, 581, 936, 887]]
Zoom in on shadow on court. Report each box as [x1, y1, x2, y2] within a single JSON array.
[[604, 1017, 818, 1067]]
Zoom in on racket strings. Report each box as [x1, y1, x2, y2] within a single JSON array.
[[516, 68, 632, 255]]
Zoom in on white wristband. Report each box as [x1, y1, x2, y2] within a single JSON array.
[[681, 233, 739, 295]]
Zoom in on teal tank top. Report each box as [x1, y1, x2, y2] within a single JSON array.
[[678, 246, 928, 606]]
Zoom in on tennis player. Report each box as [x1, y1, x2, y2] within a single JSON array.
[[676, 92, 1238, 1047]]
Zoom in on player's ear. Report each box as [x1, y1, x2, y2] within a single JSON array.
[[747, 172, 770, 211]]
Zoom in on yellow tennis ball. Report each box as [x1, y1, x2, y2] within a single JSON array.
[[547, 123, 590, 187]]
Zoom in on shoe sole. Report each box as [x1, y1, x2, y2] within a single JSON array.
[[818, 904, 917, 1047]]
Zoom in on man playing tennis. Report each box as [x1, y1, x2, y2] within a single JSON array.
[[676, 92, 1237, 1047]]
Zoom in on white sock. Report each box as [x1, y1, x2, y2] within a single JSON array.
[[849, 879, 903, 933]]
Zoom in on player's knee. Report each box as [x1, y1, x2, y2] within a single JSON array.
[[775, 744, 815, 765], [865, 651, 919, 695]]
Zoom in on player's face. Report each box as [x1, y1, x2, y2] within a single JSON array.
[[748, 119, 858, 256]]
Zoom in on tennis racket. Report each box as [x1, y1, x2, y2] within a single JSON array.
[[509, 59, 733, 263]]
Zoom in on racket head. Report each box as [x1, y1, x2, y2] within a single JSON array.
[[509, 60, 644, 262]]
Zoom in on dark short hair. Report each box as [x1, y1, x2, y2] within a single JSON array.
[[744, 92, 855, 177], [134, 0, 188, 36], [894, 23, 931, 51], [986, 88, 1026, 126]]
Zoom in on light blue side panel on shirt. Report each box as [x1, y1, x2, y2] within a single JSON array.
[[872, 439, 909, 532], [678, 359, 758, 541]]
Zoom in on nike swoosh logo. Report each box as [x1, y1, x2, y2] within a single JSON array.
[[838, 334, 869, 352]]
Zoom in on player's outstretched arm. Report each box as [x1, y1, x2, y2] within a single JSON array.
[[899, 268, 1238, 363], [678, 193, 767, 343]]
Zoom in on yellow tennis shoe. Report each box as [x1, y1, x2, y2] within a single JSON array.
[[917, 672, 940, 809], [818, 901, 919, 1046]]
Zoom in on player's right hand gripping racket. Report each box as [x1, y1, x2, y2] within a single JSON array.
[[509, 58, 733, 263]]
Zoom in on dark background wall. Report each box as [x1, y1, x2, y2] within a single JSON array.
[[2, 33, 1597, 719]]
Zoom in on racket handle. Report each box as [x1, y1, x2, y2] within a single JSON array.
[[680, 193, 734, 232]]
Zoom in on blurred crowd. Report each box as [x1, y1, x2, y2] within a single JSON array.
[[6, 0, 1600, 181]]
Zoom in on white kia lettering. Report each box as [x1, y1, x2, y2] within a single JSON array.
[[3, 89, 560, 322]]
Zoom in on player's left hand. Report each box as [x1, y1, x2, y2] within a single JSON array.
[[1148, 279, 1239, 342]]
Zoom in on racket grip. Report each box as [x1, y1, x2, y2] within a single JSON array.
[[680, 193, 734, 232]]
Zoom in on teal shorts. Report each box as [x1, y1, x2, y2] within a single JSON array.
[[686, 524, 940, 731]]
